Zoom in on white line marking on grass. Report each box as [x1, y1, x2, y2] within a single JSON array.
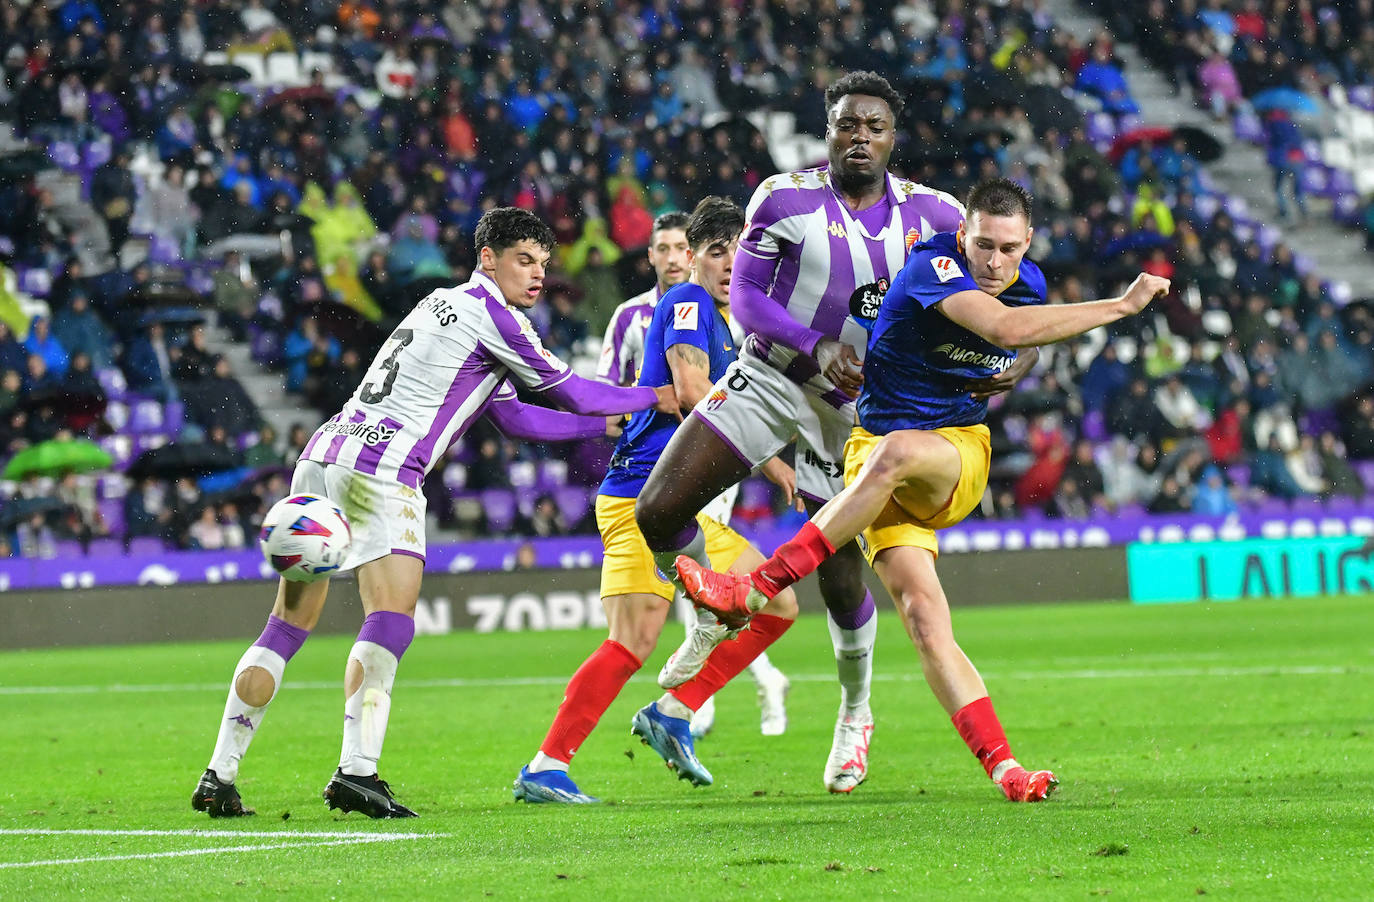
[[0, 829, 449, 870], [0, 665, 1364, 696]]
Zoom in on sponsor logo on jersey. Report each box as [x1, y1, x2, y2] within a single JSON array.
[[826, 221, 847, 239], [706, 389, 728, 410], [849, 278, 890, 321], [931, 256, 961, 283], [673, 301, 699, 331], [319, 418, 401, 446], [934, 343, 1015, 370]]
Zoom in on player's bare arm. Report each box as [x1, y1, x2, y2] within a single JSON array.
[[937, 273, 1169, 348], [665, 343, 714, 411]]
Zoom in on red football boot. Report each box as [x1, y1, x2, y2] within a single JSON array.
[[674, 556, 763, 630], [997, 766, 1059, 802]]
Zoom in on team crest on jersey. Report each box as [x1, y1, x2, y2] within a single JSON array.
[[849, 278, 889, 321], [673, 301, 698, 330], [705, 389, 728, 410], [905, 227, 921, 252], [930, 256, 961, 283]]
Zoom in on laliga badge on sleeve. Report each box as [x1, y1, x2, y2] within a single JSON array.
[[673, 301, 699, 331], [931, 255, 961, 283]]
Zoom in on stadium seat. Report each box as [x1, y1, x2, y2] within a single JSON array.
[[481, 489, 517, 534]]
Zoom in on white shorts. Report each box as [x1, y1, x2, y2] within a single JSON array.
[[290, 460, 427, 570], [691, 354, 854, 503]]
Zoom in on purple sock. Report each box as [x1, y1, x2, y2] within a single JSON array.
[[828, 590, 876, 631], [253, 615, 310, 662], [356, 611, 415, 660]]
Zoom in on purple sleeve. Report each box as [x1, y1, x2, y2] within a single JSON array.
[[484, 392, 607, 441], [542, 372, 658, 416], [731, 250, 825, 357]]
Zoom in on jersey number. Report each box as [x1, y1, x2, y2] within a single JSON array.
[[359, 329, 414, 403]]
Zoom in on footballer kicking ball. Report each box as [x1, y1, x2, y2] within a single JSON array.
[[259, 493, 352, 583]]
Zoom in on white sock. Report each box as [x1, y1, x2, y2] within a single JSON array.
[[746, 651, 780, 685], [339, 641, 399, 776], [528, 751, 569, 773], [207, 645, 286, 784], [657, 694, 694, 720], [651, 526, 708, 593], [827, 610, 877, 712]]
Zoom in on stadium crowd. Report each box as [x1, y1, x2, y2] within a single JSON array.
[[1, 0, 1372, 557]]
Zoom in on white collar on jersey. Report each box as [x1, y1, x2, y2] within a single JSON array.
[[828, 170, 902, 241], [466, 268, 506, 305]]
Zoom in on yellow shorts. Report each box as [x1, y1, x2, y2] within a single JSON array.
[[595, 494, 752, 601], [843, 424, 991, 563]]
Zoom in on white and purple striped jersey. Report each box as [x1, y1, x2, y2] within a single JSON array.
[[301, 271, 577, 488], [595, 286, 659, 386], [733, 167, 965, 405]]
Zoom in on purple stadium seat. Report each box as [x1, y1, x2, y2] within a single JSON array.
[[1299, 164, 1328, 196], [1289, 496, 1324, 516], [1349, 85, 1374, 110], [480, 488, 517, 533], [1085, 112, 1116, 147], [99, 435, 135, 468], [96, 367, 128, 399], [128, 399, 166, 434], [537, 459, 568, 488], [1324, 495, 1362, 514], [1355, 461, 1374, 491], [554, 486, 591, 524], [1226, 463, 1251, 487], [1253, 496, 1291, 516], [82, 138, 112, 169], [47, 141, 81, 170], [1082, 409, 1107, 442], [1233, 108, 1264, 143], [148, 234, 183, 264], [17, 266, 52, 297]]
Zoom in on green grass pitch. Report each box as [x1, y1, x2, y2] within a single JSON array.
[[1, 593, 1370, 900]]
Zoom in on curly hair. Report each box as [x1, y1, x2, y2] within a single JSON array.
[[966, 178, 1034, 221], [473, 207, 555, 255], [824, 71, 904, 121]]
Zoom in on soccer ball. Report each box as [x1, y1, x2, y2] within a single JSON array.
[[258, 493, 352, 583]]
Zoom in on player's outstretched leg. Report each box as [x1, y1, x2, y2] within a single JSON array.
[[326, 609, 417, 818], [630, 702, 713, 786], [194, 611, 311, 818]]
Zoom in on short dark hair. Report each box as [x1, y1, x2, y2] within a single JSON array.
[[824, 71, 904, 121], [651, 211, 689, 236], [473, 207, 555, 255], [965, 178, 1033, 222], [685, 196, 745, 251]]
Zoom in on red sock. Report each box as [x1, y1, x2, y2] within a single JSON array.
[[951, 696, 1015, 778], [750, 522, 836, 599], [669, 614, 793, 710], [539, 640, 641, 763]]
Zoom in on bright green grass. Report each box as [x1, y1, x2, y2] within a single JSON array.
[[1, 594, 1371, 900]]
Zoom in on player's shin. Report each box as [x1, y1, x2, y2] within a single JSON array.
[[827, 591, 877, 713], [533, 640, 641, 769], [662, 614, 793, 715], [339, 611, 414, 777], [208, 615, 309, 783], [750, 522, 837, 599]]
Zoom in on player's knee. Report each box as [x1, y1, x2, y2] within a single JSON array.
[[762, 585, 799, 620], [235, 665, 276, 707], [896, 591, 954, 655], [864, 434, 926, 487]]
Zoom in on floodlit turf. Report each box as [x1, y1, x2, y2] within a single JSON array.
[[1, 593, 1371, 900]]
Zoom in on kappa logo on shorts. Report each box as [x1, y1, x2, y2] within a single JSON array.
[[399, 506, 419, 521], [931, 256, 961, 283], [401, 529, 420, 545], [673, 301, 699, 331], [706, 389, 728, 410]]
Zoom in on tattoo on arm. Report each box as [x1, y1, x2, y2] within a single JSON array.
[[666, 343, 710, 372]]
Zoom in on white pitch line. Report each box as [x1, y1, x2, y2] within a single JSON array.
[[0, 828, 443, 839], [0, 664, 1366, 697], [0, 828, 450, 870]]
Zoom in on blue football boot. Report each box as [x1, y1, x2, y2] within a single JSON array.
[[512, 766, 599, 804], [630, 703, 713, 786]]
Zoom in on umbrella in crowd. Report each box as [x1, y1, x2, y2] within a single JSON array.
[[127, 443, 242, 480], [1251, 87, 1322, 117], [1109, 125, 1225, 164], [2, 438, 112, 481], [0, 495, 67, 528]]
